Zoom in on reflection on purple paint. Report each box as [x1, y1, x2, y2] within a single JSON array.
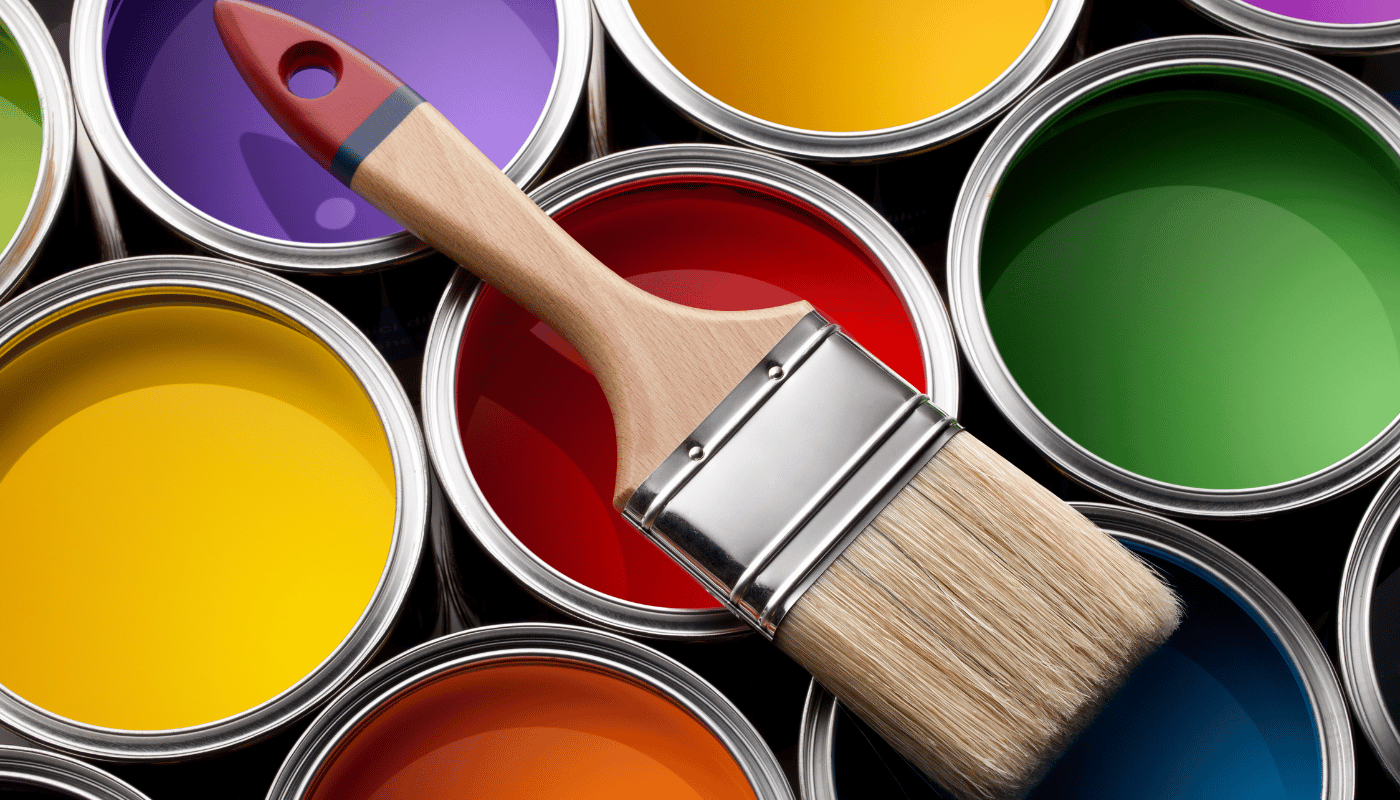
[[1244, 0, 1400, 24], [104, 0, 558, 243]]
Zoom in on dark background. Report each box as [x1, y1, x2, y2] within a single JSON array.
[[10, 0, 1400, 797]]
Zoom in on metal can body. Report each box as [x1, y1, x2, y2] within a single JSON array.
[[69, 0, 589, 272], [799, 502, 1352, 800], [949, 35, 1400, 518], [0, 0, 74, 301], [421, 143, 960, 639], [266, 623, 794, 800], [0, 255, 427, 760]]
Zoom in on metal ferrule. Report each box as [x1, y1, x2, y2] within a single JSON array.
[[624, 311, 962, 638]]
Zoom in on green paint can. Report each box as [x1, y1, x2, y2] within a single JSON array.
[[0, 0, 72, 301], [950, 36, 1400, 518]]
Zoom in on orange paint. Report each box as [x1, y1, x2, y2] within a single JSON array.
[[307, 661, 758, 800]]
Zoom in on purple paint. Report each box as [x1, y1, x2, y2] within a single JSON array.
[[1244, 0, 1400, 24], [103, 0, 559, 243]]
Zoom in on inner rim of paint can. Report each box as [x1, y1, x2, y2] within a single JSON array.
[[422, 144, 960, 639], [592, 0, 1085, 160], [71, 0, 589, 271], [267, 624, 793, 800], [0, 0, 73, 302], [0, 257, 425, 760], [949, 36, 1400, 517], [799, 502, 1351, 800]]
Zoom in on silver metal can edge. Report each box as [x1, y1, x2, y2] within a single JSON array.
[[947, 34, 1400, 519], [420, 142, 961, 640], [0, 745, 151, 800], [0, 255, 428, 761], [1339, 466, 1400, 785], [67, 0, 590, 273], [798, 501, 1354, 800], [591, 0, 1086, 162], [265, 622, 795, 800], [0, 0, 76, 301], [1183, 0, 1400, 55]]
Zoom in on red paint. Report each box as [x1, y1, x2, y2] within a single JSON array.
[[213, 0, 403, 171], [456, 177, 925, 609]]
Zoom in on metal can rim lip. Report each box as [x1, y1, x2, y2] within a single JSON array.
[[265, 621, 796, 800], [947, 34, 1400, 519], [798, 501, 1354, 800], [420, 142, 961, 640], [1183, 0, 1400, 54], [0, 255, 428, 761], [592, 0, 1086, 162], [67, 0, 590, 273], [0, 0, 76, 302], [0, 745, 151, 800], [1338, 465, 1400, 786]]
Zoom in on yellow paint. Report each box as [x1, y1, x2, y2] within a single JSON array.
[[0, 299, 395, 730], [629, 0, 1053, 132]]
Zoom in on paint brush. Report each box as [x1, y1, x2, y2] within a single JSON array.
[[212, 4, 1182, 798]]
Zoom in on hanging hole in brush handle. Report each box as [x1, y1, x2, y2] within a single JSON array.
[[281, 41, 341, 99]]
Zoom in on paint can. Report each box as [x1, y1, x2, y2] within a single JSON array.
[[421, 143, 960, 639], [267, 622, 793, 800], [0, 0, 73, 300], [0, 745, 150, 800], [799, 502, 1352, 799], [592, 0, 1086, 161], [0, 255, 427, 759], [949, 35, 1400, 518], [69, 0, 590, 272], [1182, 0, 1400, 54], [1337, 466, 1400, 787]]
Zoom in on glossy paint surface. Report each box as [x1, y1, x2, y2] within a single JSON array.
[[0, 21, 41, 258], [1244, 0, 1400, 24]]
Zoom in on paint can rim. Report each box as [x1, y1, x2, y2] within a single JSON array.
[[0, 745, 151, 800], [419, 142, 961, 640], [1182, 0, 1400, 55], [265, 621, 795, 800], [798, 501, 1354, 800], [0, 0, 76, 301], [67, 0, 590, 273], [1338, 465, 1400, 787], [0, 255, 428, 760], [947, 34, 1400, 518], [592, 0, 1086, 162]]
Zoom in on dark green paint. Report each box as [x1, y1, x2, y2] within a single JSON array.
[[982, 71, 1400, 489]]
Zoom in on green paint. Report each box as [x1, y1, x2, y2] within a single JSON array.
[[0, 19, 41, 258], [982, 72, 1400, 490]]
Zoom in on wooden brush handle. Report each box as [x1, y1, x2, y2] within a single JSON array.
[[214, 0, 812, 502]]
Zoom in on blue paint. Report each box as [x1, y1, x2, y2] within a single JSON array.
[[832, 540, 1322, 799]]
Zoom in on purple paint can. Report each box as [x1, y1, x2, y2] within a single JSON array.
[[71, 0, 590, 271], [1183, 0, 1400, 52]]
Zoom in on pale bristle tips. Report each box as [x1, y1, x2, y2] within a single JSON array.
[[774, 433, 1182, 800]]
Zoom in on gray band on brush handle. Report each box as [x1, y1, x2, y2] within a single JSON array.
[[623, 311, 962, 637]]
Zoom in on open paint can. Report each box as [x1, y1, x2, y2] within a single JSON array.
[[267, 623, 793, 800], [592, 0, 1085, 161], [0, 0, 73, 300], [0, 745, 149, 800], [0, 256, 426, 759], [1338, 466, 1400, 787], [799, 502, 1352, 799], [1181, 0, 1400, 54], [421, 143, 960, 639], [950, 35, 1400, 518], [70, 0, 589, 271]]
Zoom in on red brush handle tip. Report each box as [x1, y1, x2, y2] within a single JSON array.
[[212, 0, 406, 172]]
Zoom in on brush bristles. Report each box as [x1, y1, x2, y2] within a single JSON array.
[[774, 433, 1181, 800]]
